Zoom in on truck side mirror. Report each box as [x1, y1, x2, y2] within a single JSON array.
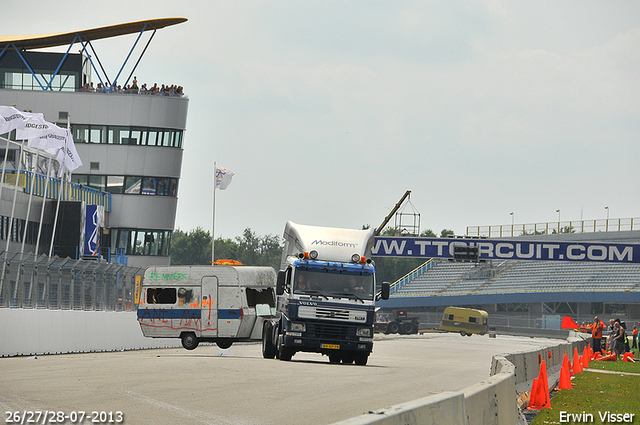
[[381, 282, 390, 300], [276, 271, 286, 296]]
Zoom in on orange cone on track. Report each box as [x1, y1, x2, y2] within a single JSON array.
[[557, 355, 572, 390], [528, 360, 551, 410], [622, 352, 635, 363], [562, 352, 571, 372], [527, 378, 540, 410], [582, 347, 590, 368], [572, 348, 583, 374], [596, 352, 617, 361]]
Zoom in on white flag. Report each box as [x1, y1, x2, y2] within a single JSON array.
[[17, 113, 67, 143], [215, 165, 234, 190], [56, 127, 83, 179], [0, 106, 29, 135]]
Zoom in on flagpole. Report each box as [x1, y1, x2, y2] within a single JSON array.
[[211, 161, 216, 265]]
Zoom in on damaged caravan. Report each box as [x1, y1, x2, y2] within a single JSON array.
[[136, 265, 276, 350]]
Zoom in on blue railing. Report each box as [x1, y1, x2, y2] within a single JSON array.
[[1, 169, 111, 212], [389, 259, 435, 294]]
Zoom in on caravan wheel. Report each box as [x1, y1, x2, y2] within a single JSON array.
[[216, 340, 233, 349], [181, 332, 199, 350]]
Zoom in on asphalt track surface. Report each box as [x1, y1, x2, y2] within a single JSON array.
[[0, 333, 560, 425]]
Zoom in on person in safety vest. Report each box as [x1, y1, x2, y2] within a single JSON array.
[[592, 316, 604, 353]]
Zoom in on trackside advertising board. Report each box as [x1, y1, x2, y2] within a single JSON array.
[[371, 237, 640, 264]]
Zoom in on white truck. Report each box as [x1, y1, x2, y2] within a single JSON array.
[[136, 265, 276, 350], [262, 221, 390, 365]]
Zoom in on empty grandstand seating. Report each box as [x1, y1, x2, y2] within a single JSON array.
[[390, 259, 640, 298]]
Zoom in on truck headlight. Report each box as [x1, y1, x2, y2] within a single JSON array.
[[356, 327, 371, 337], [291, 322, 306, 332]]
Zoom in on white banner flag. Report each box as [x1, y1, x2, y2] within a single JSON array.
[[0, 106, 29, 135], [215, 165, 234, 190], [18, 113, 67, 144], [56, 128, 83, 179]]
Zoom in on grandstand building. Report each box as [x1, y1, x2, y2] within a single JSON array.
[[0, 18, 188, 269], [379, 224, 640, 326]]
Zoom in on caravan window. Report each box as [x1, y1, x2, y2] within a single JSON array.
[[147, 288, 177, 304], [469, 316, 478, 323], [246, 287, 275, 308]]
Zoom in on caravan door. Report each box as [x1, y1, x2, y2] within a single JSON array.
[[201, 276, 218, 337], [218, 282, 242, 337]]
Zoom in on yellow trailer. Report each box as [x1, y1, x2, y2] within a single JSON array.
[[439, 306, 489, 336]]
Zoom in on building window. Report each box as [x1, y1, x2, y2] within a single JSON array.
[[124, 176, 142, 194], [106, 176, 124, 194], [74, 174, 177, 197], [110, 229, 171, 256], [70, 124, 182, 148]]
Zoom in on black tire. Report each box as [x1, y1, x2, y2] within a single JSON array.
[[403, 322, 416, 334], [467, 333, 473, 337], [355, 353, 369, 366], [216, 339, 233, 349], [329, 354, 341, 364], [262, 322, 277, 359], [277, 335, 293, 361], [387, 321, 400, 334], [181, 332, 199, 350], [460, 331, 467, 337], [342, 354, 355, 364]]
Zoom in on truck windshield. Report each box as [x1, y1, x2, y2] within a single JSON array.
[[293, 269, 374, 301]]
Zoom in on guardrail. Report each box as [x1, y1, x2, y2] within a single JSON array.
[[0, 252, 142, 310], [332, 330, 588, 425], [388, 259, 434, 294], [2, 169, 112, 212], [467, 218, 640, 238]]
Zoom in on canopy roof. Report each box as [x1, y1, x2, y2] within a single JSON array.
[[0, 18, 187, 50]]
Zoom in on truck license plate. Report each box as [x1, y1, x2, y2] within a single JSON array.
[[321, 343, 340, 350]]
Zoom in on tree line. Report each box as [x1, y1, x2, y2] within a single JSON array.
[[170, 226, 455, 284]]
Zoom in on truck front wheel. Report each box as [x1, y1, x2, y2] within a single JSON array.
[[277, 335, 294, 361], [262, 322, 277, 359], [354, 353, 369, 366], [181, 332, 199, 350]]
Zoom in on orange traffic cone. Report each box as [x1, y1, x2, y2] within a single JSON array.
[[596, 352, 617, 361], [593, 351, 602, 360], [527, 378, 540, 410], [582, 347, 590, 368], [562, 352, 571, 372], [528, 360, 551, 410], [622, 352, 635, 363], [572, 347, 583, 374], [556, 355, 572, 390]]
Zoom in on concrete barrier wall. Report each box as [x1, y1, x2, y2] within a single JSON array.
[[332, 331, 590, 425], [3, 309, 591, 425], [0, 309, 180, 357]]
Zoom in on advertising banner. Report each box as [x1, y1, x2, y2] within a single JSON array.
[[371, 237, 640, 264], [83, 205, 105, 257]]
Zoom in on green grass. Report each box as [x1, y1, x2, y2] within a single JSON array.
[[530, 347, 640, 425]]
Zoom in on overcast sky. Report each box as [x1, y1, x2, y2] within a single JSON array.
[[4, 1, 640, 240]]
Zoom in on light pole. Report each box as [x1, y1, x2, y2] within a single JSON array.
[[510, 212, 514, 236], [556, 209, 561, 233], [605, 206, 609, 231]]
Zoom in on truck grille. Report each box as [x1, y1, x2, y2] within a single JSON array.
[[307, 322, 353, 340], [298, 305, 366, 323]]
